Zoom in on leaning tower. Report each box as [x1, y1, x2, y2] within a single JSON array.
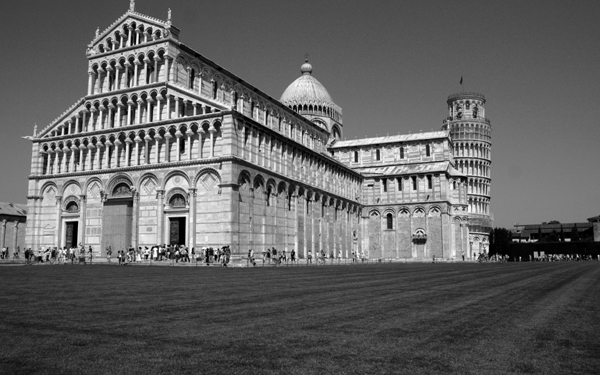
[[442, 92, 492, 255]]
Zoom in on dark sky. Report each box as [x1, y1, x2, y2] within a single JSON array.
[[1, 0, 599, 229]]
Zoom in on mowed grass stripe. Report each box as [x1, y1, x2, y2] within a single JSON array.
[[1, 263, 599, 374]]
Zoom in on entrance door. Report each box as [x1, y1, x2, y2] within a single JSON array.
[[102, 200, 133, 255], [169, 217, 186, 245], [65, 222, 78, 249]]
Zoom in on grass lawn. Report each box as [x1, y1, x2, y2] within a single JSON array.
[[1, 262, 599, 374]]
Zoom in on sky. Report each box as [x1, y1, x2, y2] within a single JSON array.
[[0, 0, 598, 229]]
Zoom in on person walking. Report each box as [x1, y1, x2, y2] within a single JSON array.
[[106, 246, 112, 264], [291, 249, 296, 263]]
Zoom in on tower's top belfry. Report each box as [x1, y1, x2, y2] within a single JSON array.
[[446, 92, 486, 122]]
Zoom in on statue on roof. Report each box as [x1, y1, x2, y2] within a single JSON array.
[[168, 8, 172, 21], [95, 27, 100, 38], [129, 0, 135, 12]]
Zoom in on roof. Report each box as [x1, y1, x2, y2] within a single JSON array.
[[587, 215, 600, 222], [331, 131, 449, 148], [357, 161, 462, 177], [0, 202, 28, 217], [280, 61, 335, 109]]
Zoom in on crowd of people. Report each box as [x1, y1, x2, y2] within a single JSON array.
[[108, 244, 232, 266], [245, 248, 371, 266]]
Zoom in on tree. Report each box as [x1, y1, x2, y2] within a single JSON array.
[[489, 228, 512, 255], [537, 226, 543, 242], [560, 225, 565, 242], [548, 220, 561, 224], [571, 224, 580, 242], [548, 230, 559, 242]]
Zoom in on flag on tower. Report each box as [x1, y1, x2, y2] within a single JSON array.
[[460, 76, 463, 85]]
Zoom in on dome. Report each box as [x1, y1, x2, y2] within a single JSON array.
[[280, 60, 335, 108]]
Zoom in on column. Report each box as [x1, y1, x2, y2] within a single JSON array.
[[53, 149, 59, 173], [156, 190, 165, 245], [132, 193, 139, 249], [164, 134, 172, 162], [0, 220, 6, 249], [166, 95, 171, 120], [39, 151, 47, 175], [117, 103, 124, 127], [153, 56, 160, 83], [90, 107, 98, 131], [134, 136, 142, 165], [113, 140, 122, 167], [143, 57, 151, 85], [125, 139, 132, 166], [47, 150, 53, 174], [93, 144, 101, 171], [154, 135, 161, 164], [75, 115, 81, 134], [147, 99, 153, 123], [82, 109, 89, 132], [188, 188, 196, 248], [115, 64, 122, 90], [12, 222, 19, 253], [175, 130, 182, 161], [68, 148, 75, 172], [144, 136, 151, 165], [108, 104, 115, 128], [175, 97, 180, 118], [85, 143, 97, 171], [198, 130, 204, 159], [156, 96, 162, 121], [136, 99, 143, 124], [209, 126, 216, 158], [99, 106, 105, 130], [103, 67, 110, 92], [134, 61, 141, 87], [95, 69, 102, 94], [124, 61, 132, 88], [88, 72, 95, 96], [104, 142, 112, 169], [96, 142, 108, 170], [55, 196, 62, 248], [186, 130, 193, 160], [127, 100, 133, 125]]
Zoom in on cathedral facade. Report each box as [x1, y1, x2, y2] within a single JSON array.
[[25, 4, 491, 260]]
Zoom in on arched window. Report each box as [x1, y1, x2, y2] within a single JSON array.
[[400, 146, 404, 159], [412, 176, 417, 190], [189, 69, 196, 90], [386, 213, 393, 230], [382, 178, 387, 193], [169, 193, 186, 207], [375, 149, 381, 161], [113, 183, 132, 197], [66, 201, 79, 213], [426, 144, 431, 157], [354, 151, 359, 163]]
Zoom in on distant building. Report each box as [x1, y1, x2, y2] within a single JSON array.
[[513, 218, 600, 242], [0, 202, 27, 253]]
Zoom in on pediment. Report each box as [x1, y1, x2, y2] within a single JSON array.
[[86, 9, 175, 57], [36, 98, 86, 139]]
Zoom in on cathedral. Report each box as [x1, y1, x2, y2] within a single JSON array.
[[25, 3, 492, 260]]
